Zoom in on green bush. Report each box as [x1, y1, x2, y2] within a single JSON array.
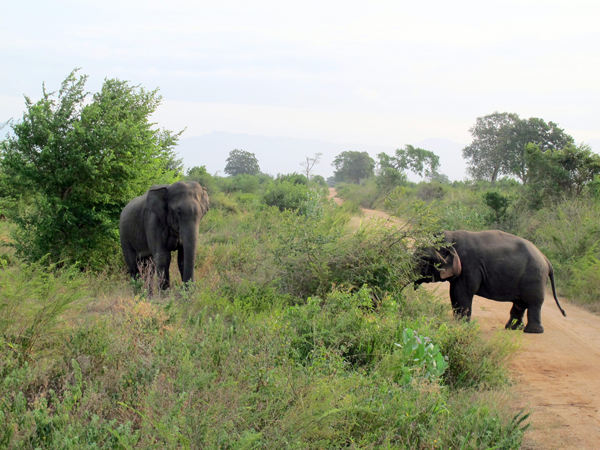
[[262, 180, 310, 211], [2, 71, 182, 269]]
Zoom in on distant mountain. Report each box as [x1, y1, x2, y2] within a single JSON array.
[[174, 131, 468, 181]]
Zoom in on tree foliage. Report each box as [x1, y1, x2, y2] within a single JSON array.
[[525, 143, 600, 205], [1, 69, 182, 267], [224, 149, 260, 176], [462, 112, 573, 182], [332, 151, 375, 184], [380, 145, 440, 179], [375, 145, 442, 191]]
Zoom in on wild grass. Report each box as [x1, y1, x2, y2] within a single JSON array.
[[0, 191, 527, 449]]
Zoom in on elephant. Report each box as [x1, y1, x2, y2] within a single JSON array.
[[119, 181, 209, 290], [414, 230, 566, 333]]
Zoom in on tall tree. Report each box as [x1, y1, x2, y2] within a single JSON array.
[[332, 151, 375, 183], [503, 117, 573, 182], [224, 149, 260, 176], [1, 69, 182, 267], [462, 112, 518, 182], [462, 112, 573, 183]]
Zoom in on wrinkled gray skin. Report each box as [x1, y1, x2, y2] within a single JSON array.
[[119, 181, 209, 290], [415, 230, 566, 333]]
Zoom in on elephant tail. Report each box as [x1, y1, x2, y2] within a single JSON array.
[[548, 260, 567, 317]]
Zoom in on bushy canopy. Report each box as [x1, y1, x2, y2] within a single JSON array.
[[224, 149, 260, 176], [1, 70, 183, 267], [332, 151, 375, 183]]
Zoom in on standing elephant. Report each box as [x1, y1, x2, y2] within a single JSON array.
[[119, 181, 209, 289], [414, 230, 566, 333]]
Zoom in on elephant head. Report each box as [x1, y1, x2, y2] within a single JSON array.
[[414, 244, 462, 285], [145, 181, 209, 284]]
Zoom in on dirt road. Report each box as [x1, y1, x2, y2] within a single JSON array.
[[329, 188, 600, 449]]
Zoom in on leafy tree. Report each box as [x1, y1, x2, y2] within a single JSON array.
[[462, 112, 573, 183], [462, 112, 518, 182], [376, 145, 441, 191], [525, 143, 600, 205], [224, 149, 260, 176], [383, 145, 440, 179], [1, 69, 182, 267], [332, 151, 375, 184], [375, 166, 408, 192], [504, 117, 573, 182]]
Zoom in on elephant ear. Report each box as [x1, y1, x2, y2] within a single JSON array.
[[200, 187, 210, 216], [145, 185, 169, 225], [440, 247, 462, 279]]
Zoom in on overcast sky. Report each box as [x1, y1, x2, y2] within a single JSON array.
[[2, 0, 599, 173]]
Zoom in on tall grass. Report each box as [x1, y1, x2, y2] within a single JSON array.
[[0, 189, 527, 449]]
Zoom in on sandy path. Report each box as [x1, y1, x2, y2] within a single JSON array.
[[330, 188, 600, 449]]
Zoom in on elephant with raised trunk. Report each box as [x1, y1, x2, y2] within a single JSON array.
[[119, 181, 209, 289], [414, 230, 566, 333]]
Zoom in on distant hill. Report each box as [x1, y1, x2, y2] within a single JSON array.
[[175, 131, 468, 181]]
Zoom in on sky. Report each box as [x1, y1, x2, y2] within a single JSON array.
[[1, 0, 599, 178]]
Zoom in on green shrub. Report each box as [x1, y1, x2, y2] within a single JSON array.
[[483, 190, 512, 226], [2, 70, 182, 269], [263, 180, 310, 211]]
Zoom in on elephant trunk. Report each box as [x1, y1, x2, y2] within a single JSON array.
[[181, 222, 199, 284]]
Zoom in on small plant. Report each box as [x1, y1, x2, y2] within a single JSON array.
[[382, 328, 448, 385]]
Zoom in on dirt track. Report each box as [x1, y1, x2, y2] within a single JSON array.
[[329, 188, 600, 449]]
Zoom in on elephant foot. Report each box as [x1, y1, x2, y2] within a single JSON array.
[[523, 323, 544, 334], [505, 318, 524, 330]]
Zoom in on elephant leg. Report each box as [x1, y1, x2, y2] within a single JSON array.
[[121, 241, 140, 279], [449, 281, 474, 320], [154, 251, 172, 290], [505, 302, 526, 330], [524, 302, 544, 334]]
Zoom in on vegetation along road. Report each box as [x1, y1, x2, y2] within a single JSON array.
[[330, 188, 600, 450]]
